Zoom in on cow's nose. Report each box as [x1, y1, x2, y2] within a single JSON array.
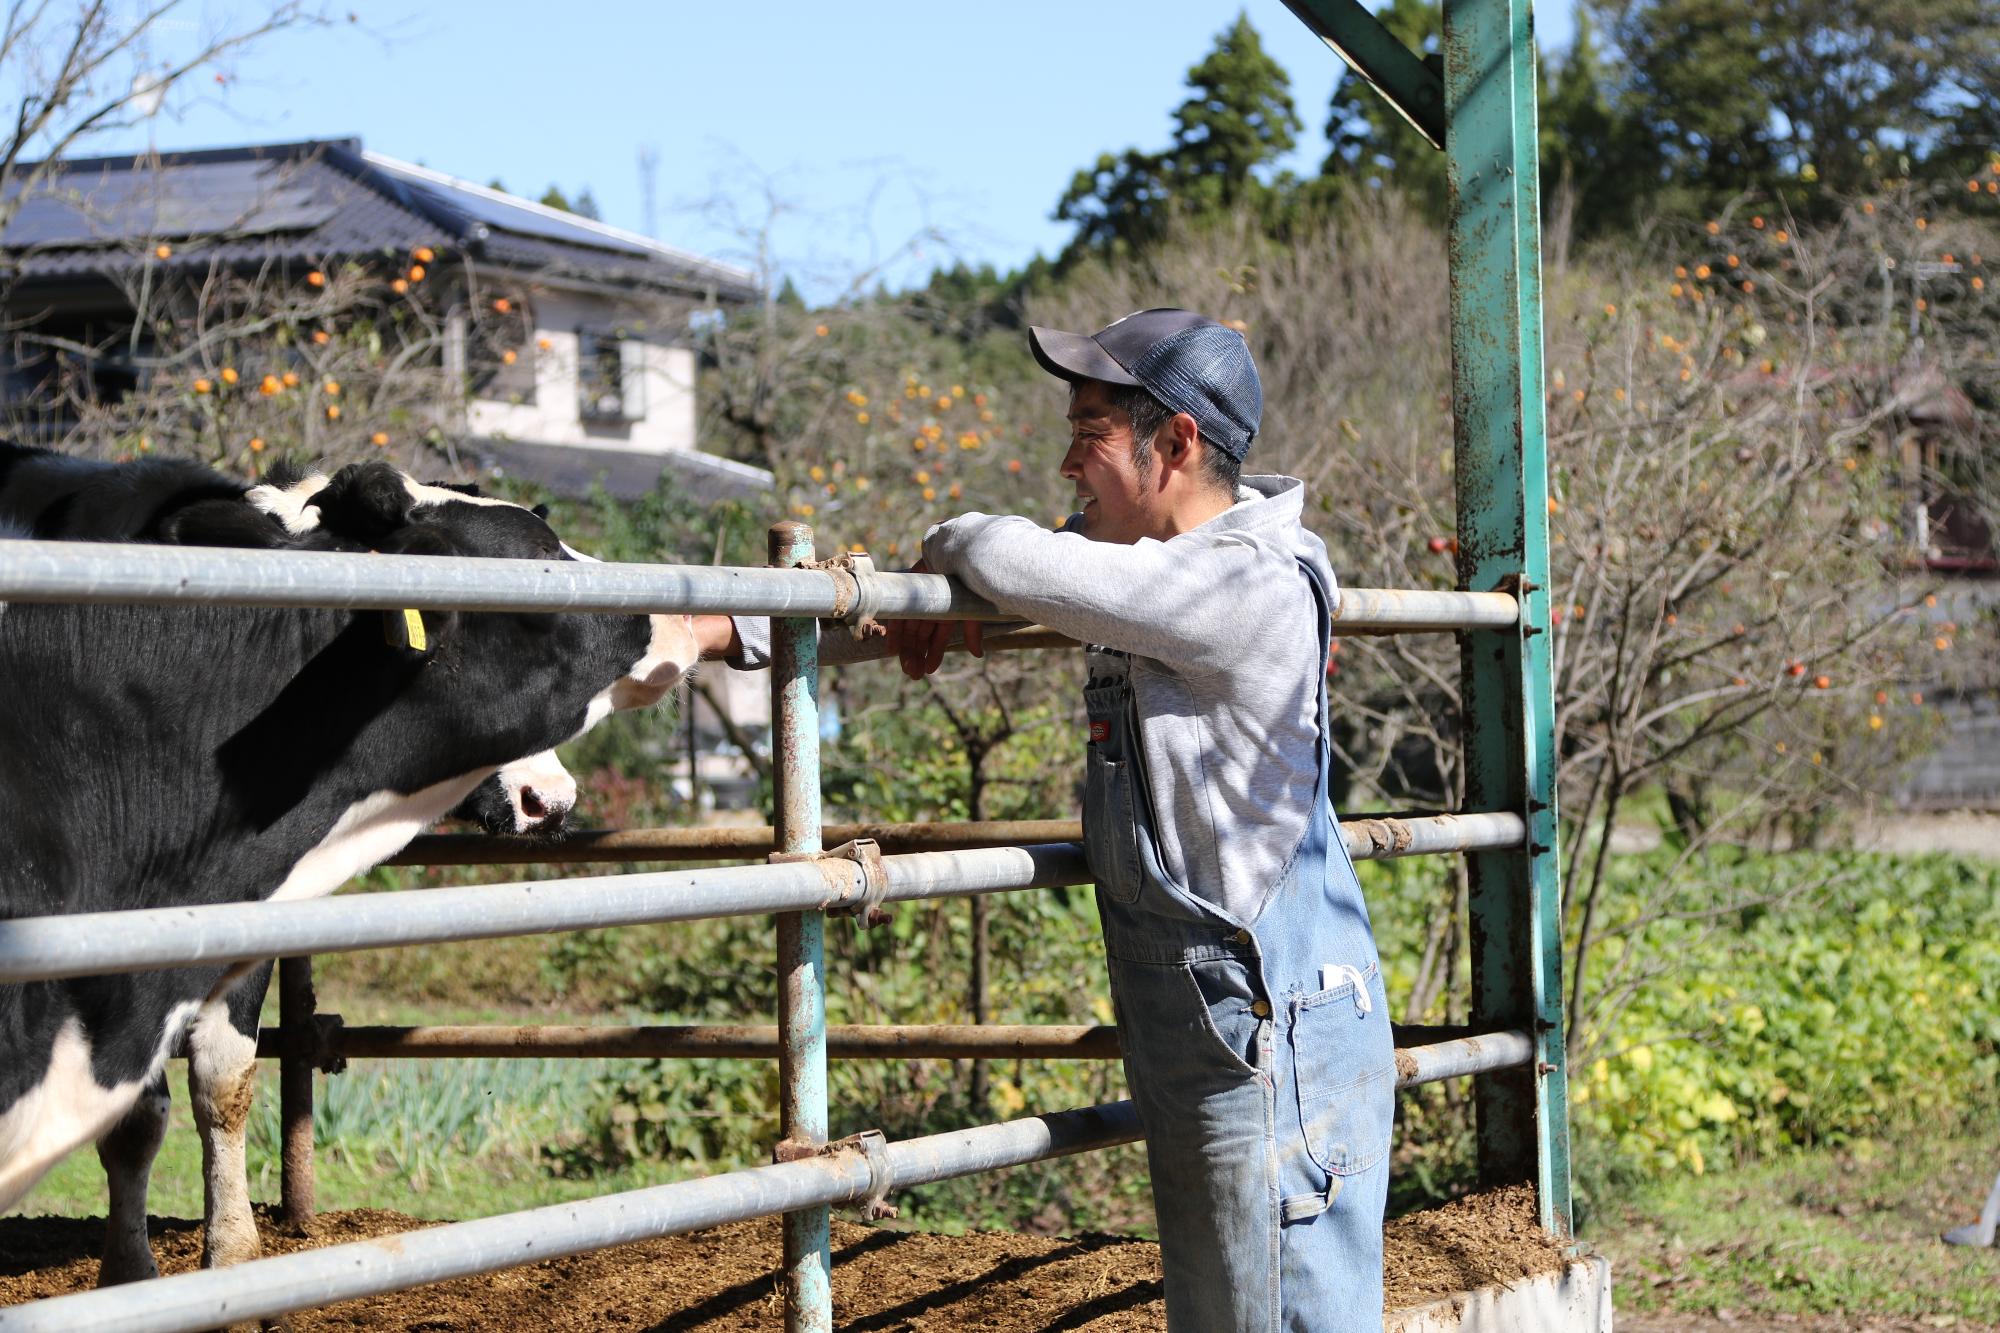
[[519, 787, 547, 819]]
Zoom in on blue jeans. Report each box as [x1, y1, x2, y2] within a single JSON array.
[[1105, 906, 1395, 1331]]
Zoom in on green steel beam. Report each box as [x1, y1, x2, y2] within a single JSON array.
[[1280, 0, 1446, 149], [1441, 0, 1572, 1236]]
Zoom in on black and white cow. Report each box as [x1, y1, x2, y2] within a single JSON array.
[[0, 446, 692, 1280]]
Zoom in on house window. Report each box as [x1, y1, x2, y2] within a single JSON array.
[[467, 296, 536, 404], [576, 329, 646, 423]]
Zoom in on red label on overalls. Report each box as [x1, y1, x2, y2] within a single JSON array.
[[1089, 720, 1111, 744]]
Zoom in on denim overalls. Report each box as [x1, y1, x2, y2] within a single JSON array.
[[1083, 557, 1395, 1332]]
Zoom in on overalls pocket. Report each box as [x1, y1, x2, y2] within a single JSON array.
[[1083, 752, 1145, 905], [1288, 964, 1395, 1179], [1108, 953, 1263, 1083]]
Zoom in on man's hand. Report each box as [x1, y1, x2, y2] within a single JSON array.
[[880, 558, 984, 679], [691, 614, 740, 660]]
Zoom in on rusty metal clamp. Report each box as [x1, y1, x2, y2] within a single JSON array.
[[825, 837, 893, 927], [767, 837, 893, 927], [772, 1128, 898, 1220], [805, 549, 885, 642]]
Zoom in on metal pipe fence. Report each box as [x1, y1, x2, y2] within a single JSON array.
[[266, 1022, 1527, 1071], [0, 813, 1523, 984], [0, 538, 1517, 629], [0, 525, 1549, 1331], [391, 810, 1523, 866], [0, 1033, 1536, 1333]]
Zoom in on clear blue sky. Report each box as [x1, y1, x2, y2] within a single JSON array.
[[64, 1, 1577, 300]]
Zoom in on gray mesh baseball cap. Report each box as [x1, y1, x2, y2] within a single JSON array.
[[1028, 308, 1262, 460]]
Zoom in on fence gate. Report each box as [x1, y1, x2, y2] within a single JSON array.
[[0, 2, 1570, 1329]]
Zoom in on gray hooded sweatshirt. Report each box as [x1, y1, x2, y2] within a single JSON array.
[[919, 475, 1337, 926]]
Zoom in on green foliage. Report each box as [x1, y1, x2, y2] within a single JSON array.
[[1538, 9, 1662, 231], [1589, 0, 2000, 210], [1593, 1122, 2000, 1322], [1572, 851, 2000, 1177], [1040, 0, 2000, 260], [545, 890, 1141, 1230], [1169, 13, 1302, 202], [251, 1058, 598, 1195]]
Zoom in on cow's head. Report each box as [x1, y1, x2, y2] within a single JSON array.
[[246, 461, 697, 746]]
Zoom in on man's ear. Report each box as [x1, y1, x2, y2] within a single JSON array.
[[1160, 412, 1202, 474], [310, 462, 415, 547]]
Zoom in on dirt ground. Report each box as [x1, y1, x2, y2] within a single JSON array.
[[0, 1185, 1563, 1330], [1847, 809, 2000, 861]]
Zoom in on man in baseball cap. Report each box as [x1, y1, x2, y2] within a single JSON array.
[[889, 310, 1395, 1330]]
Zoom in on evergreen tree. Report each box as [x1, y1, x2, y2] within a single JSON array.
[[1320, 0, 1446, 218], [1592, 0, 2000, 205], [1054, 12, 1299, 262], [539, 185, 574, 213], [1538, 9, 1662, 232], [1168, 12, 1301, 208], [573, 188, 602, 221], [1053, 147, 1174, 259], [1319, 0, 1657, 234]]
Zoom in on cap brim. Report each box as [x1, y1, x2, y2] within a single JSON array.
[[1028, 325, 1142, 387]]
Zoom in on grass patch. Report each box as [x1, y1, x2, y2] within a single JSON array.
[[1591, 1122, 2000, 1323], [6, 1057, 741, 1223]]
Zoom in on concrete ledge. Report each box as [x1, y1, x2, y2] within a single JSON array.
[[1389, 1256, 1612, 1332]]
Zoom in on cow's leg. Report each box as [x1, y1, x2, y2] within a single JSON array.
[[188, 964, 272, 1271], [0, 1014, 157, 1214], [94, 1071, 168, 1285]]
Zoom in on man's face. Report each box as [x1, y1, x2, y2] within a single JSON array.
[[1061, 380, 1158, 545]]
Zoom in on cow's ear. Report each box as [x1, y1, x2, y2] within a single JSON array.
[[158, 497, 287, 549], [375, 522, 463, 653], [530, 503, 550, 520], [310, 463, 415, 546]]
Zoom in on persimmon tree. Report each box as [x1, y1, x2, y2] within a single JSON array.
[[0, 1, 326, 305], [3, 232, 541, 475], [1028, 194, 1983, 1065]]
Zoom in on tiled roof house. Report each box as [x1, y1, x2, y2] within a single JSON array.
[[0, 137, 771, 501]]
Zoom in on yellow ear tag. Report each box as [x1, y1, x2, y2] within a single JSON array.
[[384, 607, 428, 651]]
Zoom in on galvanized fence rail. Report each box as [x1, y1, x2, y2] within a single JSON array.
[[0, 528, 1550, 1333]]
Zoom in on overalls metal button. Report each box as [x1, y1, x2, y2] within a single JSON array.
[[1233, 929, 1251, 945], [1251, 999, 1271, 1018]]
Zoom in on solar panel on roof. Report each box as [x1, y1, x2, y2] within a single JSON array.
[[1, 158, 343, 248], [373, 162, 657, 259]]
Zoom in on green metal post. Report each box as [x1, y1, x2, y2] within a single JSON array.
[[1442, 0, 1572, 1234], [1280, 0, 1446, 147], [768, 521, 832, 1330]]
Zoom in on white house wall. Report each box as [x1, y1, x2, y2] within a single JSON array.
[[467, 287, 697, 454]]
